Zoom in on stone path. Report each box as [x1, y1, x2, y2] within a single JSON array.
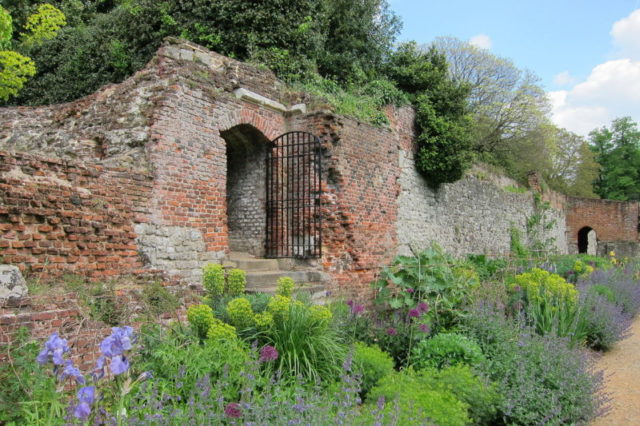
[[592, 316, 640, 425]]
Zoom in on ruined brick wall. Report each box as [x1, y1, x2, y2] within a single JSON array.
[[0, 152, 153, 279], [566, 197, 639, 257]]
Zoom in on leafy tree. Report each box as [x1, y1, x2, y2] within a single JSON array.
[[21, 3, 67, 45], [590, 117, 640, 201], [548, 128, 598, 198], [432, 37, 549, 157], [0, 5, 37, 100], [386, 42, 472, 185]]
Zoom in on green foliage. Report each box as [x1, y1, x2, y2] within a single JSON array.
[[137, 323, 249, 401], [509, 225, 529, 258], [504, 184, 527, 193], [0, 6, 12, 49], [202, 263, 225, 297], [21, 4, 66, 46], [226, 268, 246, 296], [526, 193, 557, 256], [462, 306, 602, 424], [253, 311, 274, 329], [372, 243, 478, 331], [0, 50, 36, 100], [141, 281, 179, 316], [262, 302, 346, 382], [465, 254, 508, 281], [225, 297, 255, 329], [267, 294, 302, 322], [589, 284, 616, 303], [509, 268, 584, 341], [366, 368, 471, 426], [276, 276, 295, 297], [186, 304, 215, 340], [352, 342, 394, 397], [551, 254, 610, 279], [0, 327, 63, 424], [206, 318, 237, 342], [308, 305, 333, 324], [590, 117, 640, 201], [410, 333, 486, 370]]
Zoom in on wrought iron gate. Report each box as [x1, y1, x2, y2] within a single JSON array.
[[265, 131, 322, 258]]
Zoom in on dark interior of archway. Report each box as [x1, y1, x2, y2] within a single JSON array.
[[221, 124, 269, 256], [578, 226, 593, 254]]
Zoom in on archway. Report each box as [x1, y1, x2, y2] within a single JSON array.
[[221, 124, 269, 256], [577, 226, 597, 255]]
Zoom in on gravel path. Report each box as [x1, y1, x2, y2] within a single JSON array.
[[592, 316, 640, 425]]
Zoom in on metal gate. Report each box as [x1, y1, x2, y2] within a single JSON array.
[[265, 131, 322, 258]]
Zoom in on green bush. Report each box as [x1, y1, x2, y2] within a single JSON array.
[[262, 302, 346, 382], [410, 333, 486, 370], [141, 281, 179, 316], [462, 305, 603, 424], [366, 369, 471, 426], [206, 318, 237, 342], [227, 268, 246, 296], [137, 323, 248, 402], [202, 263, 225, 298], [186, 304, 215, 340], [225, 297, 255, 329], [352, 342, 394, 397], [276, 276, 295, 297], [589, 284, 616, 303]]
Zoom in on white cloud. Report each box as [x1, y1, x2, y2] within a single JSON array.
[[611, 9, 640, 60], [549, 9, 640, 136], [553, 71, 575, 87], [469, 34, 491, 49]]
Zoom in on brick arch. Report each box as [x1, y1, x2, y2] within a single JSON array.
[[216, 108, 282, 142]]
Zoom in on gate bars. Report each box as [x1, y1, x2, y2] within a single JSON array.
[[265, 131, 322, 258]]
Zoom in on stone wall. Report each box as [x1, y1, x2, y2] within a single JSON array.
[[397, 154, 568, 257]]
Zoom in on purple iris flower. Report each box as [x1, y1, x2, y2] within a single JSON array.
[[73, 386, 95, 420], [60, 360, 86, 384], [110, 355, 130, 375], [36, 333, 69, 366]]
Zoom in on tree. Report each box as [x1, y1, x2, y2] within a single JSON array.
[[0, 5, 36, 100], [590, 117, 640, 201], [385, 42, 472, 185], [547, 127, 598, 197], [431, 37, 550, 157]]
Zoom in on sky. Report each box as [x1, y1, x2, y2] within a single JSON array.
[[388, 0, 640, 136]]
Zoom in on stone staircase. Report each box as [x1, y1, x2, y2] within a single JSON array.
[[223, 252, 329, 301]]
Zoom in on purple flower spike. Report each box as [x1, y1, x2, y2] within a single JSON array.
[[110, 355, 130, 375], [417, 302, 429, 314], [386, 327, 397, 336], [37, 332, 70, 366], [408, 308, 420, 318], [259, 345, 279, 363], [73, 386, 95, 420], [406, 288, 414, 293], [224, 402, 242, 418], [352, 304, 365, 315]]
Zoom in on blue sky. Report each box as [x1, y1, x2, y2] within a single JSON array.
[[388, 0, 640, 135]]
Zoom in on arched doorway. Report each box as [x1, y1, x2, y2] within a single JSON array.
[[578, 226, 597, 255], [221, 124, 269, 256]]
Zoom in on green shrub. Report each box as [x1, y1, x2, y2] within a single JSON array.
[[206, 318, 237, 342], [276, 276, 295, 297], [366, 369, 471, 426], [202, 263, 225, 297], [589, 284, 616, 303], [141, 281, 179, 316], [410, 333, 486, 370], [509, 268, 583, 341], [254, 311, 274, 329], [308, 305, 333, 324], [352, 342, 395, 397], [262, 303, 346, 382], [137, 323, 248, 402], [226, 297, 255, 329], [227, 268, 246, 296], [462, 305, 603, 424], [186, 304, 215, 340]]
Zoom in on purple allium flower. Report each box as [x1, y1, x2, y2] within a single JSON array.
[[37, 333, 69, 366], [408, 308, 420, 318], [346, 300, 354, 307], [352, 304, 365, 315], [386, 327, 397, 336], [110, 355, 129, 375], [60, 360, 86, 384], [418, 323, 430, 333], [73, 386, 95, 420], [259, 345, 279, 363], [417, 302, 429, 314], [224, 402, 242, 418], [406, 288, 414, 293]]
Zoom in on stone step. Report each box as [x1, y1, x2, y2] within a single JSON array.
[[233, 258, 280, 272], [245, 282, 326, 296], [245, 270, 326, 287]]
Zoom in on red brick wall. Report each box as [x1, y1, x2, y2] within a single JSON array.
[[0, 152, 153, 279], [566, 197, 639, 254]]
